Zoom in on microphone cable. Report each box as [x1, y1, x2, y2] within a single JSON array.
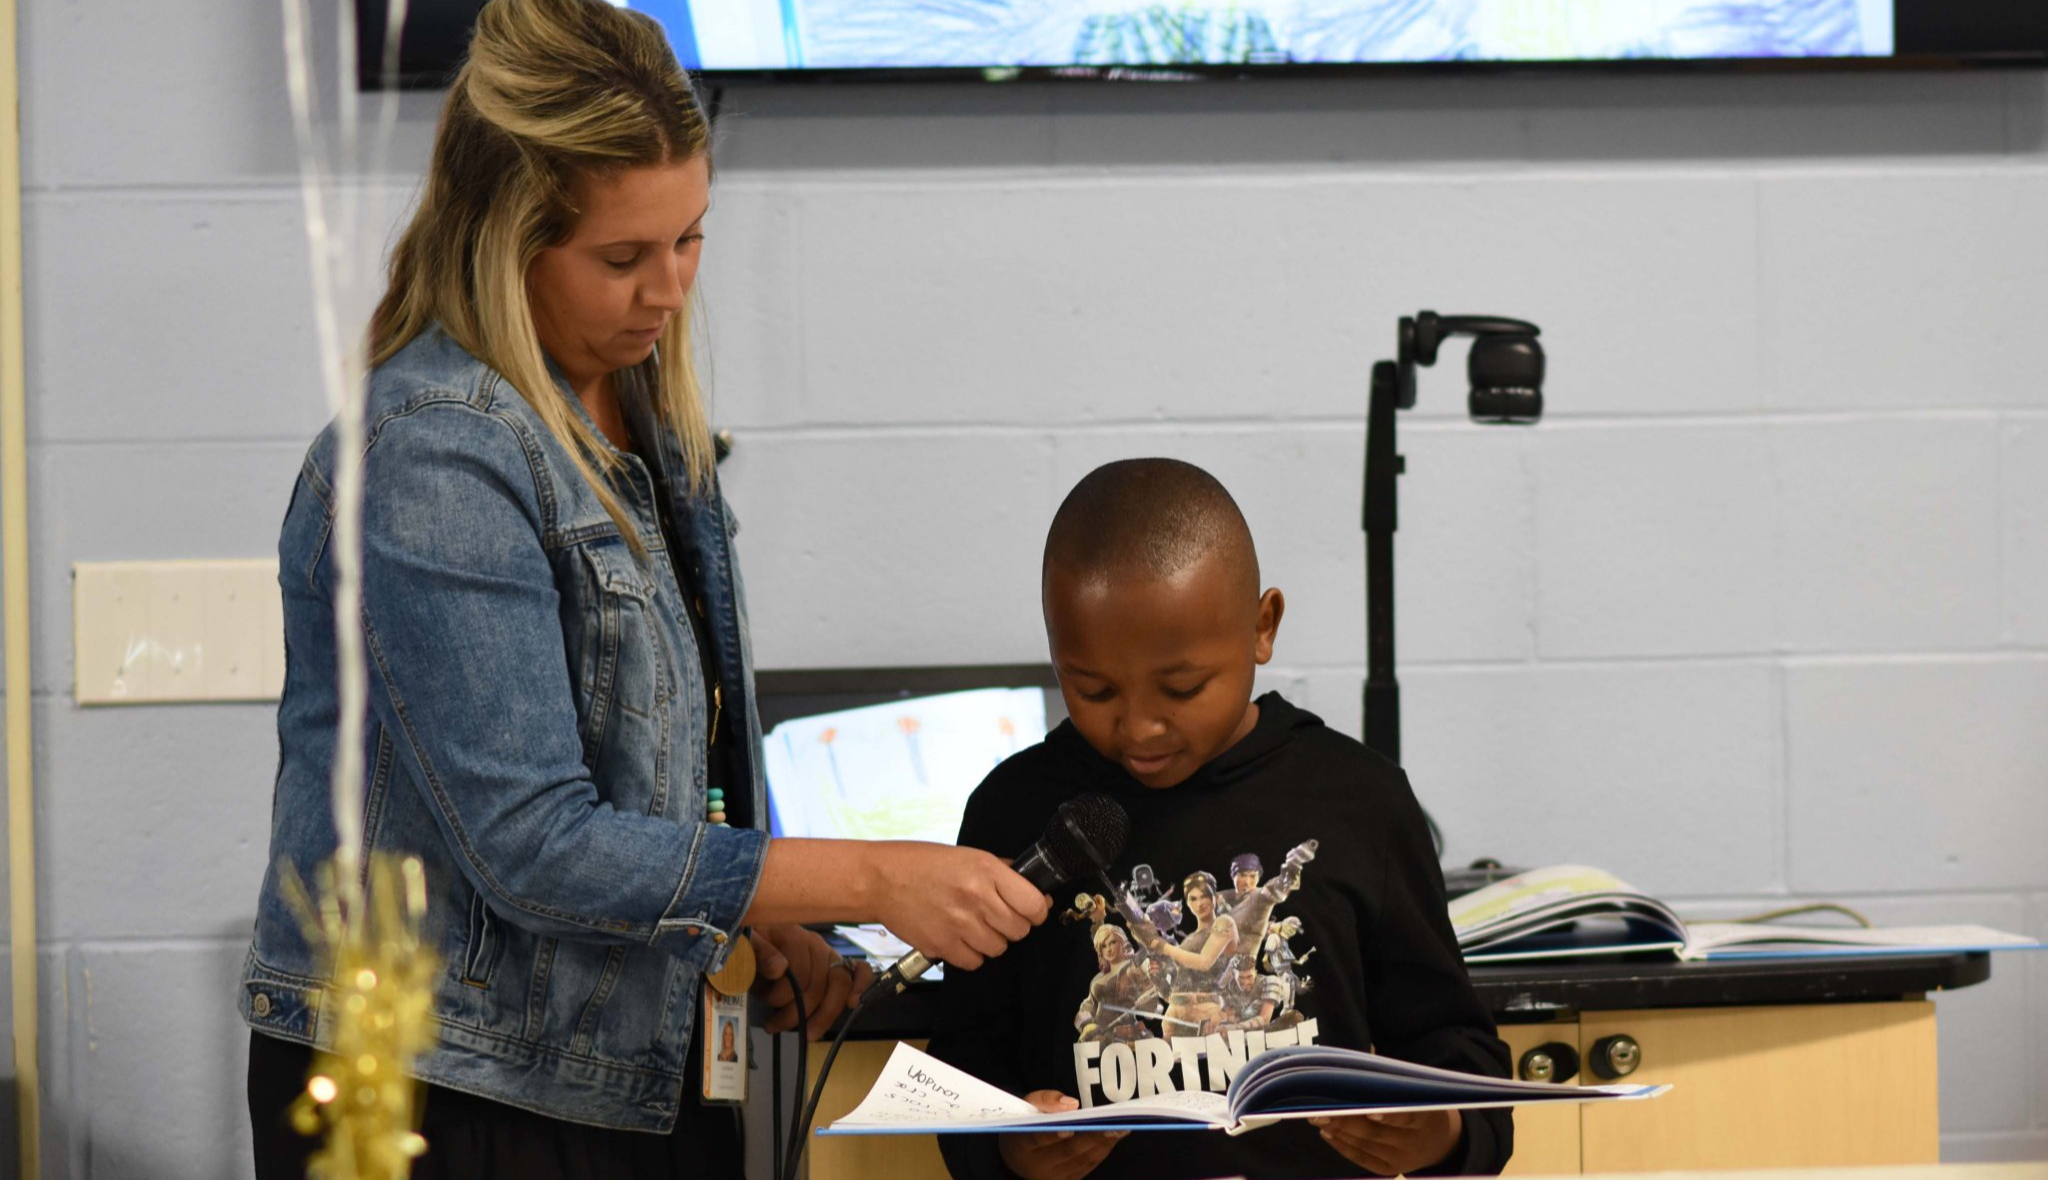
[[777, 981, 808, 1180], [770, 1013, 783, 1180], [779, 973, 878, 1180]]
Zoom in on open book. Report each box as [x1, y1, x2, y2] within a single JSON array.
[[1450, 865, 2044, 963], [820, 1042, 1668, 1138], [1680, 921, 2042, 960], [1451, 865, 1687, 962]]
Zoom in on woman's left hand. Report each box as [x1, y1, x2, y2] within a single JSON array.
[[749, 924, 873, 1039], [1308, 1108, 1462, 1176]]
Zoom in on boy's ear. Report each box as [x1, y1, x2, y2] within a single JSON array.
[[1253, 588, 1285, 664]]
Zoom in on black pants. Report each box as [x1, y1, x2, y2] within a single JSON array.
[[249, 1031, 746, 1180]]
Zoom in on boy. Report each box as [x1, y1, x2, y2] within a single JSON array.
[[928, 459, 1512, 1180]]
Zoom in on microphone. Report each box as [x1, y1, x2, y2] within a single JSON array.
[[861, 793, 1131, 1003]]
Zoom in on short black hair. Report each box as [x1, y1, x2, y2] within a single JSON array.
[[1043, 458, 1258, 594]]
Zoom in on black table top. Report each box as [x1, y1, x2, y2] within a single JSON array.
[[1471, 950, 1991, 1023], [838, 950, 1992, 1040]]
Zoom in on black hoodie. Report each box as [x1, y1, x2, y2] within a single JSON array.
[[928, 693, 1512, 1180]]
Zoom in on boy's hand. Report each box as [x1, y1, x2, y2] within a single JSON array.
[[997, 1091, 1127, 1180], [1309, 1109, 1462, 1176], [748, 924, 873, 1039]]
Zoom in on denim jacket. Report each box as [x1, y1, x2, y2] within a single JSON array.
[[239, 327, 769, 1132]]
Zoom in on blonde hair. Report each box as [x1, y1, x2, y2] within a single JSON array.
[[370, 0, 716, 548]]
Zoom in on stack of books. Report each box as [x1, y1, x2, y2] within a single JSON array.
[[1448, 865, 2041, 964]]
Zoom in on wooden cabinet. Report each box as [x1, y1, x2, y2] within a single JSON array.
[[1498, 1021, 1585, 1177], [801, 1001, 1939, 1179], [1501, 1000, 1938, 1175], [1576, 1001, 1937, 1172]]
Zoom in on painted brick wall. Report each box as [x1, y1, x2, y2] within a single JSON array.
[[5, 1, 2043, 1174]]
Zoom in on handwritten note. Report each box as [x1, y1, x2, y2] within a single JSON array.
[[834, 1043, 1041, 1127]]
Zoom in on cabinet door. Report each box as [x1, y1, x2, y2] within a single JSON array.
[[1496, 1021, 1584, 1176], [1578, 1001, 1937, 1173], [805, 1039, 951, 1180]]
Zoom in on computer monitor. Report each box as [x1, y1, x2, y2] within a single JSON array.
[[755, 665, 1065, 846]]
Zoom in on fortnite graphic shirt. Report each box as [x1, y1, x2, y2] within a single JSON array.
[[1067, 839, 1323, 1104], [928, 694, 1513, 1180]]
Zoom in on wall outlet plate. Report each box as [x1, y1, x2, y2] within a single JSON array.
[[72, 559, 285, 704]]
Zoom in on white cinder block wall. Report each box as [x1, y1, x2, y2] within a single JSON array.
[[5, 1, 2045, 1175]]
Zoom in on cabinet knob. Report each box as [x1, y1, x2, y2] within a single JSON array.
[[1518, 1042, 1579, 1083], [1589, 1034, 1641, 1079]]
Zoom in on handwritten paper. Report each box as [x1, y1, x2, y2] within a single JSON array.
[[833, 1043, 1041, 1128]]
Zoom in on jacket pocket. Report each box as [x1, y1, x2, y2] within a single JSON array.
[[242, 951, 326, 1041], [570, 541, 668, 739], [462, 892, 504, 988]]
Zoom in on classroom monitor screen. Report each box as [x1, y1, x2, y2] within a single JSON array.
[[362, 1, 2046, 86], [762, 686, 1049, 845], [652, 0, 1900, 72]]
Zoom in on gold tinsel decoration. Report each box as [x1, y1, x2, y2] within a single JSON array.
[[280, 855, 440, 1180]]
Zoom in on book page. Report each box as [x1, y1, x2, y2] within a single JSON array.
[[832, 1042, 1041, 1128], [827, 1042, 1229, 1133], [1228, 1084, 1671, 1135], [1681, 922, 2044, 960], [1448, 865, 1641, 937], [1076, 1088, 1230, 1123]]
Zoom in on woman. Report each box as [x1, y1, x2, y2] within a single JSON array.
[[1135, 871, 1238, 1036], [240, 2, 1047, 1175]]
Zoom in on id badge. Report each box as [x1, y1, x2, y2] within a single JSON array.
[[700, 986, 748, 1104], [700, 935, 755, 1106]]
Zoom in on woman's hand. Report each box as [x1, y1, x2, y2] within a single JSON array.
[[1309, 1108, 1463, 1176], [996, 1091, 1126, 1180], [872, 844, 1050, 970], [748, 924, 874, 1039]]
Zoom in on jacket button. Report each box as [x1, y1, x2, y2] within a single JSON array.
[[252, 993, 273, 1018], [713, 932, 728, 945]]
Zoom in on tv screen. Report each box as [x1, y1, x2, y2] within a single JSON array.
[[361, 1, 2048, 86], [676, 0, 1906, 70], [754, 666, 1064, 844]]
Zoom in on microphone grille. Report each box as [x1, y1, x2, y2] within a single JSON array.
[[1043, 793, 1131, 879]]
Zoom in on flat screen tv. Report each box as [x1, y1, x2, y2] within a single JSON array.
[[361, 1, 2047, 86], [754, 665, 1064, 845]]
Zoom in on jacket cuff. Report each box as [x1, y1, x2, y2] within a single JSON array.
[[649, 822, 771, 973]]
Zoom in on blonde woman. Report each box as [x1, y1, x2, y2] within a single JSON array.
[[240, 2, 1049, 1175]]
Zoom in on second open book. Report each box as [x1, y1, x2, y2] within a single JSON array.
[[1450, 864, 2044, 963], [821, 1042, 1667, 1138]]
